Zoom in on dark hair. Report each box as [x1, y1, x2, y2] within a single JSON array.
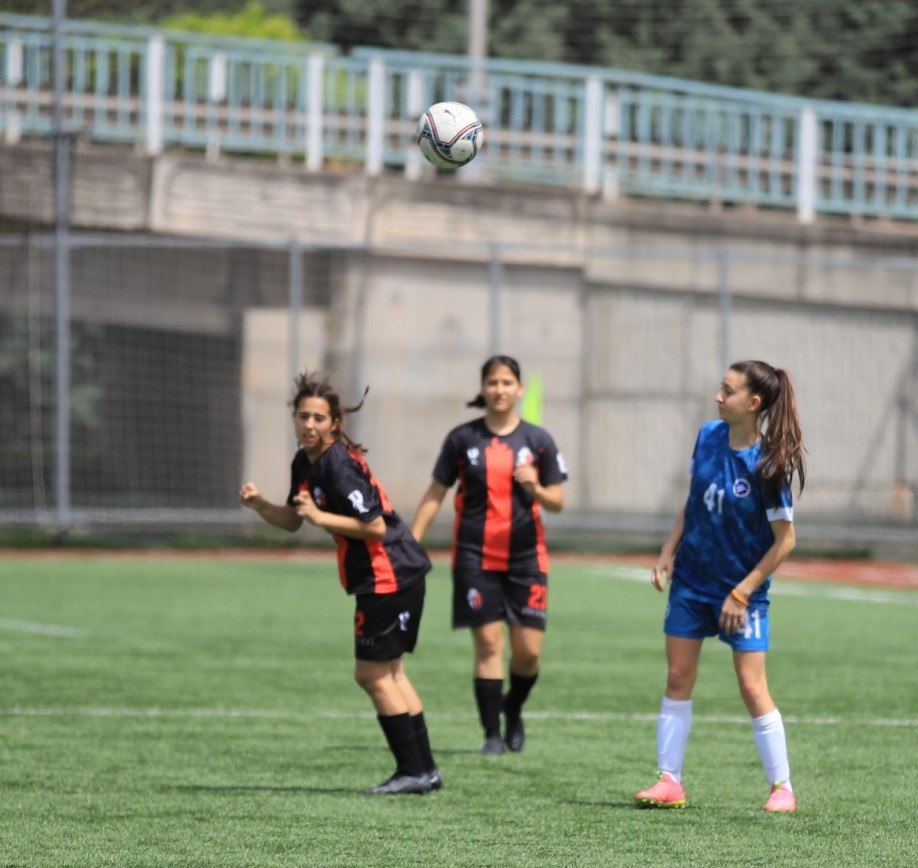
[[466, 355, 522, 408], [290, 372, 369, 454], [730, 360, 806, 492]]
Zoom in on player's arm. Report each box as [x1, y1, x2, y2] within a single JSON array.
[[720, 519, 795, 634], [292, 489, 386, 540], [411, 479, 449, 542], [734, 519, 796, 599], [239, 482, 303, 532], [514, 464, 564, 512], [651, 505, 685, 591]]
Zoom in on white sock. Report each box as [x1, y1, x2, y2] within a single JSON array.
[[657, 697, 692, 783], [752, 708, 792, 788]]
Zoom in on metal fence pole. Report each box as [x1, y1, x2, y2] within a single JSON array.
[[52, 0, 72, 533], [488, 244, 503, 354], [717, 251, 731, 372]]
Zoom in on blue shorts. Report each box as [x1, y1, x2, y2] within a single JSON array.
[[664, 581, 770, 652]]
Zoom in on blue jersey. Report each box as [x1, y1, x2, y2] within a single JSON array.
[[673, 420, 793, 604]]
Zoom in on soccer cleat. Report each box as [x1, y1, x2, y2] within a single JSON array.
[[364, 772, 431, 796], [763, 782, 797, 813], [428, 768, 443, 791], [634, 772, 686, 809], [503, 697, 525, 752], [480, 734, 506, 756]]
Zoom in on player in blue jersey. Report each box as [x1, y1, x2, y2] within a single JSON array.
[[240, 373, 438, 796], [634, 360, 806, 814], [411, 356, 567, 756]]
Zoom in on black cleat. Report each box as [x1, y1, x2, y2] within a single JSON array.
[[364, 773, 432, 796], [480, 734, 506, 756], [428, 768, 443, 791], [503, 696, 525, 752]]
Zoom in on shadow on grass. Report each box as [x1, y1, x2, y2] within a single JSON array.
[[170, 784, 356, 795]]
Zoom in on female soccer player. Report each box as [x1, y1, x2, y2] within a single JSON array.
[[634, 360, 806, 813], [411, 356, 568, 755], [239, 373, 439, 796]]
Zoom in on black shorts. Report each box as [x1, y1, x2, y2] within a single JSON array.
[[353, 580, 426, 662], [451, 569, 548, 631]]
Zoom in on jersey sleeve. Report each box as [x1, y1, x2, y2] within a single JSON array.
[[285, 450, 308, 506], [329, 454, 384, 522], [534, 428, 568, 485], [764, 477, 794, 523], [431, 427, 463, 487]]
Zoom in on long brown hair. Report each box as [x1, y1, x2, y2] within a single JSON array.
[[731, 360, 806, 492], [290, 372, 369, 454]]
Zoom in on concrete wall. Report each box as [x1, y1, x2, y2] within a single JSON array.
[[2, 141, 916, 529]]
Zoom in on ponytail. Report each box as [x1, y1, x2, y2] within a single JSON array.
[[730, 360, 806, 492]]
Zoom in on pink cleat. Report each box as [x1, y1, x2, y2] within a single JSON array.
[[763, 782, 797, 813], [635, 772, 686, 809]]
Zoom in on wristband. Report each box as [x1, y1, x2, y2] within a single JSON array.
[[730, 588, 749, 607]]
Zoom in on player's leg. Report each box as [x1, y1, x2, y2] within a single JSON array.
[[471, 620, 507, 754], [391, 658, 442, 790], [500, 571, 548, 751], [636, 586, 714, 808], [733, 648, 795, 812], [453, 568, 509, 754], [503, 624, 544, 752], [353, 590, 431, 795]]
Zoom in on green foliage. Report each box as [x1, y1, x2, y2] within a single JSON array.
[[1, 556, 916, 866], [162, 1, 305, 42], [290, 0, 918, 107]]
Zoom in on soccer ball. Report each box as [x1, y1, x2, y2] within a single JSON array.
[[416, 101, 483, 170]]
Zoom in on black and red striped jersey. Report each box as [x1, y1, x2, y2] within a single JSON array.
[[431, 418, 568, 573], [287, 442, 431, 596]]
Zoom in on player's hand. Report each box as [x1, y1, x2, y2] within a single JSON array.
[[650, 556, 673, 592], [239, 482, 263, 510], [513, 462, 538, 495], [293, 489, 323, 526], [719, 596, 747, 635]]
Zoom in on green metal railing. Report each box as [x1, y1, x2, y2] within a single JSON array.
[[3, 13, 918, 222]]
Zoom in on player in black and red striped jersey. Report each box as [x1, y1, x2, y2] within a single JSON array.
[[240, 373, 438, 796], [411, 356, 568, 755]]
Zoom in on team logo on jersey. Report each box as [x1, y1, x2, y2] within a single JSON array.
[[347, 490, 369, 514], [516, 446, 534, 466], [398, 611, 411, 632], [466, 447, 480, 466], [312, 487, 326, 508], [557, 452, 568, 475], [733, 478, 752, 498], [467, 588, 483, 610]]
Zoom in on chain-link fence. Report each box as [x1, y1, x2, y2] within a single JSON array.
[[1, 230, 916, 553]]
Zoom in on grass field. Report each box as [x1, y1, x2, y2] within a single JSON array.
[[1, 554, 916, 868]]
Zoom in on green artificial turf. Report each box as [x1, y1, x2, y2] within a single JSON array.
[[1, 555, 915, 867]]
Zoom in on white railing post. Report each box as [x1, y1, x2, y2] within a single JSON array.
[[365, 56, 386, 176], [582, 75, 603, 194], [6, 39, 23, 85], [404, 69, 424, 180], [145, 34, 164, 155], [305, 54, 324, 171], [208, 53, 227, 103], [797, 105, 818, 224]]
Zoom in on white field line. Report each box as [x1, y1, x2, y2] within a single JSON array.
[[0, 618, 88, 637], [595, 566, 918, 606], [1, 706, 915, 728]]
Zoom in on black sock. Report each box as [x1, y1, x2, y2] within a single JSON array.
[[377, 713, 425, 777], [474, 677, 503, 738], [411, 711, 436, 772], [504, 671, 539, 720]]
